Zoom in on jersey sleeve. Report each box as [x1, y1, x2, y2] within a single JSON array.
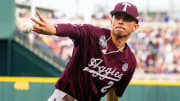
[[55, 24, 92, 41], [113, 70, 135, 97]]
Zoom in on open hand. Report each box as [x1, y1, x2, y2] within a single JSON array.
[[31, 11, 56, 35]]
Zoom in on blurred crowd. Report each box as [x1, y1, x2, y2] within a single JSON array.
[[130, 23, 180, 74], [16, 10, 180, 74]]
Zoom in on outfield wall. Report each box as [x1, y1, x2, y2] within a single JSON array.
[[1, 77, 180, 101], [0, 39, 61, 76], [0, 77, 56, 101]]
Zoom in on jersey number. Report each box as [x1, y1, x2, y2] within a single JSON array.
[[101, 81, 114, 93]]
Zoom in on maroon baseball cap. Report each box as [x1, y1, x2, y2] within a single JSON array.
[[111, 2, 139, 22]]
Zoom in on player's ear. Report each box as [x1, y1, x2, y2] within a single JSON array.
[[133, 23, 139, 32]]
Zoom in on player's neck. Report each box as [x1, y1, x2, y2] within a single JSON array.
[[111, 33, 129, 50]]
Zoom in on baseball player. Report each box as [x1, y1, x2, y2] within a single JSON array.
[[31, 2, 139, 101]]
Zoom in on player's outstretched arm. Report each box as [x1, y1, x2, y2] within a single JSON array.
[[106, 89, 119, 101], [31, 11, 56, 35]]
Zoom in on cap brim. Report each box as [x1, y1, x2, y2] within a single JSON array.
[[110, 10, 123, 15], [110, 10, 138, 22]]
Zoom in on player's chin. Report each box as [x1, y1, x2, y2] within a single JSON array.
[[116, 33, 129, 38], [114, 31, 125, 36]]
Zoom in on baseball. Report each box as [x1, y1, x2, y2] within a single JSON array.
[[22, 22, 33, 33]]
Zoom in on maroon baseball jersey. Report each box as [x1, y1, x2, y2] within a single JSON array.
[[55, 24, 137, 101]]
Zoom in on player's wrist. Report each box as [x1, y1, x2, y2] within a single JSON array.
[[50, 25, 56, 35], [51, 24, 58, 35]]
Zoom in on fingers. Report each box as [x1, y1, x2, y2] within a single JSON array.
[[31, 18, 45, 27], [32, 24, 45, 33], [31, 11, 48, 34], [36, 11, 46, 23], [32, 29, 41, 33], [31, 11, 46, 26]]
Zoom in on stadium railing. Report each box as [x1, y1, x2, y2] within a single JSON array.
[[14, 29, 67, 72]]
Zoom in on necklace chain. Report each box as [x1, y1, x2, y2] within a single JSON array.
[[102, 36, 125, 55]]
